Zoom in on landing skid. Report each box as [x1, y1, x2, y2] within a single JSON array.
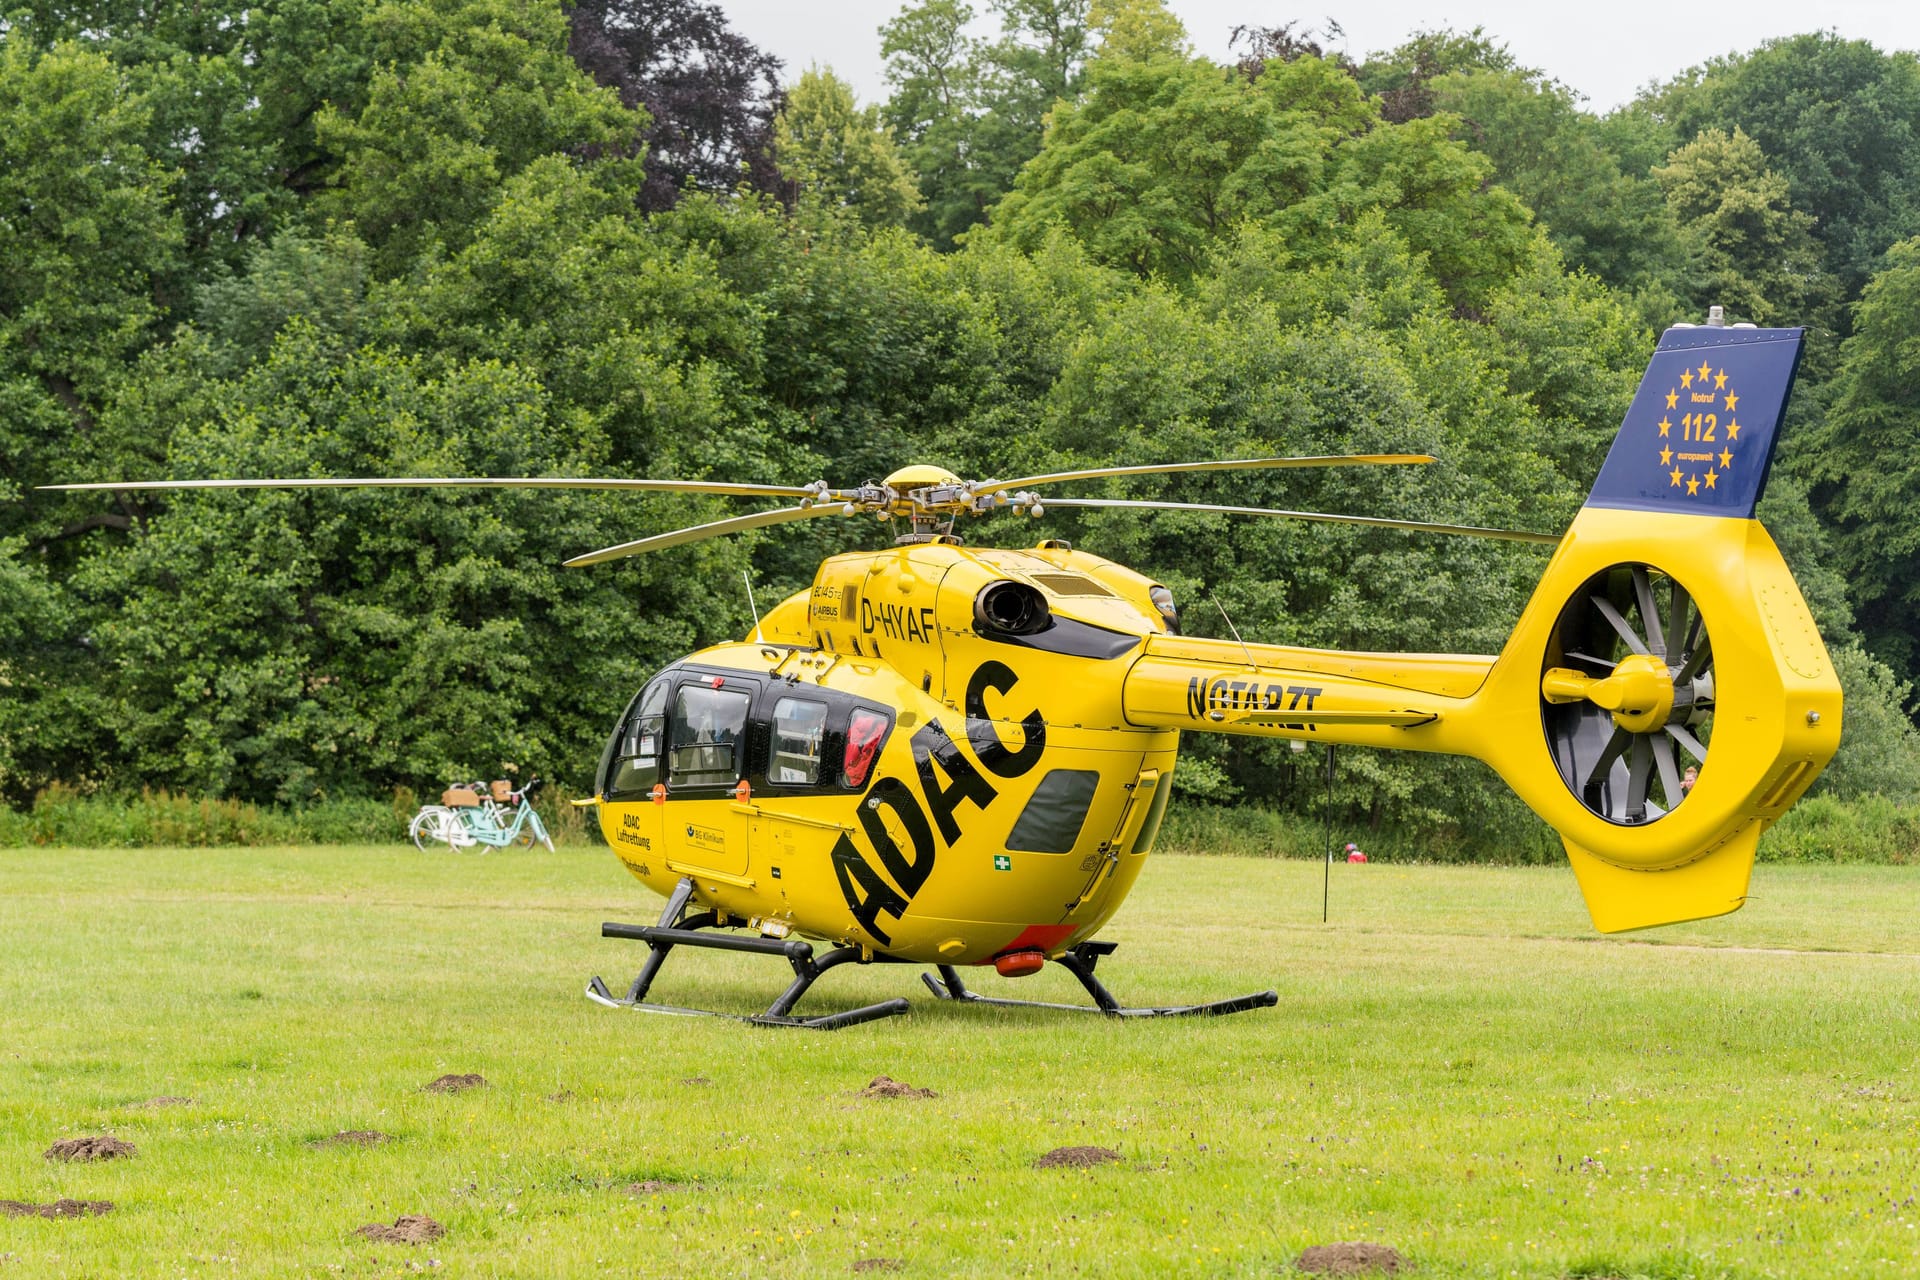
[[587, 878, 910, 1030], [920, 941, 1279, 1018], [588, 879, 1277, 1029]]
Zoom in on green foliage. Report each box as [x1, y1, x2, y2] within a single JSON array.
[[1353, 25, 1515, 122], [0, 783, 396, 846], [5, 1, 1915, 853], [1635, 33, 1920, 297], [1757, 791, 1920, 864], [774, 67, 923, 228], [0, 782, 595, 847], [989, 40, 1534, 309], [879, 0, 1092, 247], [1428, 68, 1690, 323], [1803, 236, 1920, 675], [0, 38, 183, 511], [1651, 126, 1833, 327], [313, 0, 645, 273]]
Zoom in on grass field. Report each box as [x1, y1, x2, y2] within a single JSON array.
[[2, 846, 1917, 1278]]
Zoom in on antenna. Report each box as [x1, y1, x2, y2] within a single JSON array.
[[1322, 744, 1335, 923], [1208, 593, 1257, 670], [741, 568, 761, 640]]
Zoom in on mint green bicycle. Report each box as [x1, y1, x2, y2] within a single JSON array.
[[409, 778, 554, 852]]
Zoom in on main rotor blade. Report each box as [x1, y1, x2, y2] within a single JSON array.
[[564, 504, 843, 567], [974, 454, 1435, 495], [40, 476, 827, 500], [1036, 497, 1559, 544]]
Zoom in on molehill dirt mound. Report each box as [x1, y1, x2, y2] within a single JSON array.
[[355, 1214, 445, 1244], [1033, 1145, 1120, 1169], [314, 1130, 392, 1148], [1296, 1242, 1408, 1275], [133, 1096, 194, 1109], [860, 1075, 936, 1100], [44, 1136, 136, 1163], [422, 1073, 487, 1094], [0, 1199, 114, 1219], [852, 1259, 903, 1273]]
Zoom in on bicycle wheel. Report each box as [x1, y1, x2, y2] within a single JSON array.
[[409, 807, 457, 852]]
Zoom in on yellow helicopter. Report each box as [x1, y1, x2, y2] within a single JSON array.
[[51, 320, 1841, 1029]]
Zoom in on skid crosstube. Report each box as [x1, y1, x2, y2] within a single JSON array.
[[587, 878, 909, 1030], [920, 941, 1280, 1018]]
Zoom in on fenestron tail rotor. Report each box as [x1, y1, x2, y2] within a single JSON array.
[[39, 453, 1559, 565], [1540, 563, 1716, 825]]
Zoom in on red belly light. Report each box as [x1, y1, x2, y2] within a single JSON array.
[[994, 950, 1047, 978]]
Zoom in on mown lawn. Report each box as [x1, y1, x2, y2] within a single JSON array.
[[1, 845, 1916, 1278]]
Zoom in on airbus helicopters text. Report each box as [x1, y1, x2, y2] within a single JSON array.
[[49, 320, 1841, 1028]]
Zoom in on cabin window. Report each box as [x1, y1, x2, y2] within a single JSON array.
[[605, 678, 669, 799], [668, 684, 751, 788], [843, 707, 890, 789], [1006, 769, 1100, 853], [769, 698, 829, 785]]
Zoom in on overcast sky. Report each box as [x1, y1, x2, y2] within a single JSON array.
[[717, 1, 1920, 113]]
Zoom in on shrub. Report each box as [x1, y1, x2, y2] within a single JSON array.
[[0, 784, 597, 848]]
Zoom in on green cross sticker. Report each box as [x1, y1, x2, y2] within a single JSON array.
[[993, 854, 1012, 872]]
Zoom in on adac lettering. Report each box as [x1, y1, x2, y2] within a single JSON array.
[[1185, 675, 1323, 729], [831, 662, 1044, 945], [859, 597, 938, 644]]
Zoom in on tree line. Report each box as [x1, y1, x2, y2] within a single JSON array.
[[4, 0, 1919, 853]]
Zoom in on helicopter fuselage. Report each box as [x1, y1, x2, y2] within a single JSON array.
[[593, 540, 1188, 966]]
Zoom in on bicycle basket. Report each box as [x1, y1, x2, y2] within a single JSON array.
[[442, 787, 482, 807], [489, 779, 514, 803]]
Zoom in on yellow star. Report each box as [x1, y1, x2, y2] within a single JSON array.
[[1714, 369, 1727, 390], [1704, 469, 1718, 490], [1724, 392, 1739, 412], [1719, 448, 1733, 469], [1658, 416, 1672, 437], [1669, 467, 1684, 487], [1680, 368, 1693, 389], [1666, 389, 1679, 409], [1725, 418, 1740, 441], [1697, 359, 1712, 383], [1660, 445, 1674, 466], [1687, 474, 1700, 495]]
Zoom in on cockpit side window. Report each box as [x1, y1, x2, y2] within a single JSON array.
[[669, 684, 751, 788], [603, 677, 670, 800]]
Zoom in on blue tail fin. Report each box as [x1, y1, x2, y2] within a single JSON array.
[[1584, 325, 1805, 518]]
